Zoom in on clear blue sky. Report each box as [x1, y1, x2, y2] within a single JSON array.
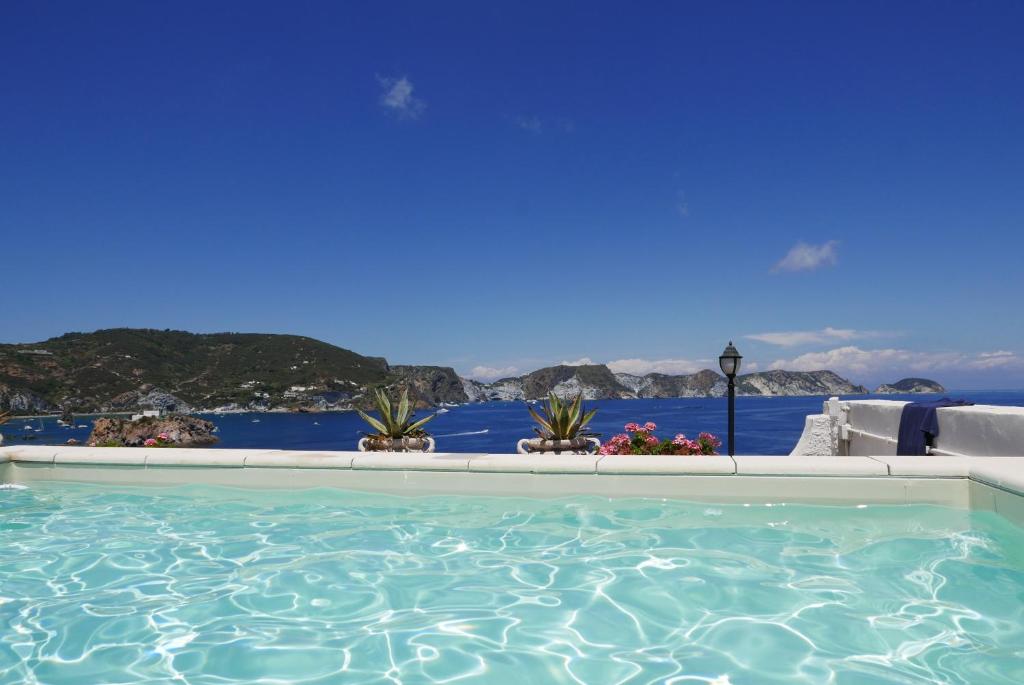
[[2, 1, 1022, 388]]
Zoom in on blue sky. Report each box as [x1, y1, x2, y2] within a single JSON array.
[[2, 1, 1023, 388]]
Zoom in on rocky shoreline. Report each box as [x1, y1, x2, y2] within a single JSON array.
[[88, 415, 219, 447]]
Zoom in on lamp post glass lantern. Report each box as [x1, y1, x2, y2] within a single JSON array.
[[719, 342, 742, 457]]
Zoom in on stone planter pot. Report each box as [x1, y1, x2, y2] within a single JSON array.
[[516, 437, 600, 455], [358, 436, 436, 453]]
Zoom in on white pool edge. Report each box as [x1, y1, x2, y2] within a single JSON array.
[[3, 446, 1024, 526]]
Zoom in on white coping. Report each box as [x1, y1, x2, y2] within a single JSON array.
[[469, 454, 599, 474], [244, 450, 356, 469], [966, 458, 1024, 495], [734, 456, 889, 476], [0, 446, 1018, 480], [3, 452, 1024, 533], [869, 456, 972, 477], [596, 455, 735, 475], [352, 452, 476, 471], [2, 446, 1024, 504]]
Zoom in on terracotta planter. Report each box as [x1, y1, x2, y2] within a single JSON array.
[[516, 437, 601, 455], [358, 436, 436, 453]]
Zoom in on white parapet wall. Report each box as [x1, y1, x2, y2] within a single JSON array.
[[791, 398, 1024, 457]]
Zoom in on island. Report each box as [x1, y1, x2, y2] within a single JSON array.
[[874, 378, 946, 394]]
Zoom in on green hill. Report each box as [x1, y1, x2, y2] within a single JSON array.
[[0, 328, 392, 412]]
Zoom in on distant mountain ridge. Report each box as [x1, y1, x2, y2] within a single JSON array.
[[463, 364, 867, 401], [1, 328, 894, 414]]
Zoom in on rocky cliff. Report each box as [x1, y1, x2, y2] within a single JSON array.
[[736, 370, 868, 396], [389, 365, 469, 406], [461, 365, 868, 400], [874, 378, 945, 394]]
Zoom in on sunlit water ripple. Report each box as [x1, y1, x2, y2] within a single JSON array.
[[2, 483, 1024, 684]]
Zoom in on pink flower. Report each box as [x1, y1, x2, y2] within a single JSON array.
[[699, 432, 721, 446], [157, 432, 170, 442], [624, 422, 641, 433], [144, 438, 158, 447], [672, 433, 689, 446], [645, 434, 658, 446], [644, 422, 657, 431]]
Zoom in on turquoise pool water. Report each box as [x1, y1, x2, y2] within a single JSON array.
[[2, 483, 1023, 684]]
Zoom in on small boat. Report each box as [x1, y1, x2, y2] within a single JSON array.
[[251, 418, 261, 423], [313, 421, 320, 426], [436, 408, 449, 414]]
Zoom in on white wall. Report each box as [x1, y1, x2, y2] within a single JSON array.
[[837, 400, 1024, 457]]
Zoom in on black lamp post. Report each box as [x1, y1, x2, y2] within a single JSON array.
[[719, 341, 742, 457]]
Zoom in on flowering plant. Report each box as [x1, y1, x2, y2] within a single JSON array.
[[598, 421, 721, 456], [144, 432, 174, 448]]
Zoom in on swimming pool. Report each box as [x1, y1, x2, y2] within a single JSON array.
[[2, 482, 1023, 684]]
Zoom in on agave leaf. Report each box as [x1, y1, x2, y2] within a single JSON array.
[[580, 407, 598, 428], [356, 409, 388, 435], [374, 389, 400, 435], [396, 391, 411, 428], [527, 403, 553, 436], [406, 413, 436, 433]]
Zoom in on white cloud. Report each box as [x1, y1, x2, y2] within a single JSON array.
[[772, 240, 838, 273], [606, 358, 704, 376], [559, 357, 594, 366], [968, 351, 1019, 369], [768, 345, 1022, 377], [516, 115, 542, 133], [746, 327, 889, 347], [675, 191, 689, 218], [377, 75, 425, 119], [468, 365, 519, 381], [513, 115, 574, 134]]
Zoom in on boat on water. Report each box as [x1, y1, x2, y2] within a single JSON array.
[[436, 408, 449, 414]]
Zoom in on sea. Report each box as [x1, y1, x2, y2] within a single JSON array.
[[7, 391, 1024, 455]]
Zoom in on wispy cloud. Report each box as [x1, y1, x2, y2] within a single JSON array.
[[468, 365, 519, 381], [559, 357, 594, 366], [377, 75, 425, 120], [675, 191, 689, 218], [515, 116, 542, 133], [606, 358, 704, 376], [746, 327, 892, 347], [772, 240, 838, 273], [512, 115, 574, 134], [968, 351, 1019, 369], [768, 346, 1022, 377]]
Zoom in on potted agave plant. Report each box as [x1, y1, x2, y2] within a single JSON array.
[[356, 388, 437, 452], [517, 393, 600, 455]]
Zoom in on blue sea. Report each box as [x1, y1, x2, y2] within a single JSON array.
[[9, 391, 1024, 455]]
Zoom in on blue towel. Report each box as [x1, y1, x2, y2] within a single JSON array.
[[896, 398, 973, 456]]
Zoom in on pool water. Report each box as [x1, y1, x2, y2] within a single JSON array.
[[2, 483, 1023, 684]]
